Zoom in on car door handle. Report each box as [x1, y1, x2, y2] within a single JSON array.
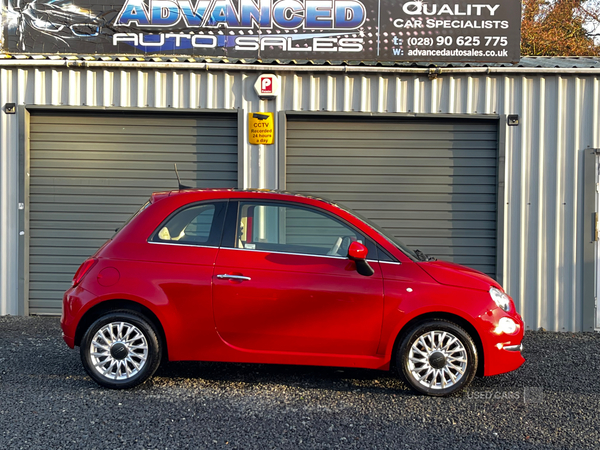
[[216, 274, 251, 281]]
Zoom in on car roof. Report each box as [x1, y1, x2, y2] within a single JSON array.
[[152, 188, 339, 207]]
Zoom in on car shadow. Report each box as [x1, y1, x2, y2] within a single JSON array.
[[153, 360, 414, 395]]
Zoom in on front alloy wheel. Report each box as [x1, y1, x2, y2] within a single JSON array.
[[80, 312, 161, 389], [398, 320, 478, 396]]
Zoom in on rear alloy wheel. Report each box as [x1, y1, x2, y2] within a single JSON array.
[[398, 320, 478, 396], [80, 312, 162, 389]]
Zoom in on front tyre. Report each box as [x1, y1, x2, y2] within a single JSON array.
[[80, 311, 162, 389], [398, 320, 477, 396]]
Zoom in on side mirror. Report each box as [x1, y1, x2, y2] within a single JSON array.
[[348, 241, 368, 260], [348, 242, 375, 277]]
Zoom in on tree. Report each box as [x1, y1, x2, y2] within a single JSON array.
[[521, 0, 600, 56]]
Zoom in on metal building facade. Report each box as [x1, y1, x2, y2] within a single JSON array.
[[1, 59, 599, 332], [27, 111, 239, 314], [284, 116, 501, 277]]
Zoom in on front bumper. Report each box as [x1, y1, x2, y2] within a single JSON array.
[[484, 341, 526, 376], [481, 310, 526, 376]]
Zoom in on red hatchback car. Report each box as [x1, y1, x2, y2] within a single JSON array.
[[61, 189, 524, 396]]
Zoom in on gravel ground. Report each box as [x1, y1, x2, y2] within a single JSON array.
[[0, 316, 599, 449]]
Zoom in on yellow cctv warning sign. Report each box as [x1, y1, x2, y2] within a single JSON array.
[[248, 112, 274, 145]]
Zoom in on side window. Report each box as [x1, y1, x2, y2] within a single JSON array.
[[377, 246, 395, 262], [235, 202, 369, 257], [151, 202, 225, 247]]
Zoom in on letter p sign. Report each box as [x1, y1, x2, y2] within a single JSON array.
[[254, 74, 280, 98], [261, 77, 273, 94]]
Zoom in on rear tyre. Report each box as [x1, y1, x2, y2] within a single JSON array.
[[397, 320, 477, 396], [80, 311, 162, 389]]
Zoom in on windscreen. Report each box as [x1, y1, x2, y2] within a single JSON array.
[[332, 201, 419, 261]]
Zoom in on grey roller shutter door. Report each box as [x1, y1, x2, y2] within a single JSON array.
[[29, 111, 238, 315], [285, 117, 498, 277]]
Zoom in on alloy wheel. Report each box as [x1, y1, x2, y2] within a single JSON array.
[[89, 321, 149, 381]]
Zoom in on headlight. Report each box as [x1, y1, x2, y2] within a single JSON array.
[[489, 287, 510, 311]]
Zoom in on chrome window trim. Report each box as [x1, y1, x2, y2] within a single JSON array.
[[219, 245, 382, 262], [148, 240, 394, 262], [147, 241, 218, 249]]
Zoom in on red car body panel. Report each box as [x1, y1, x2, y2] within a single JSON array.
[[377, 261, 524, 375], [417, 259, 503, 291], [61, 189, 525, 378], [213, 248, 384, 356]]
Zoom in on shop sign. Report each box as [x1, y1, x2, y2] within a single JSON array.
[[248, 112, 274, 145], [2, 0, 520, 63]]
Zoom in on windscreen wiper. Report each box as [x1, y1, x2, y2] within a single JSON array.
[[415, 249, 437, 262], [414, 249, 428, 261]]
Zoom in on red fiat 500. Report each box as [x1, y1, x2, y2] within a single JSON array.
[[61, 189, 524, 396]]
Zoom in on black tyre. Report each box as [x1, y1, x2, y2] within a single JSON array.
[[397, 320, 478, 396], [80, 311, 162, 389]]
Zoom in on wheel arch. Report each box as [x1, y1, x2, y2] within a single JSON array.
[[74, 299, 169, 361], [391, 311, 485, 377]]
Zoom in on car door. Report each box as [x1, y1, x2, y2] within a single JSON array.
[[212, 200, 384, 356]]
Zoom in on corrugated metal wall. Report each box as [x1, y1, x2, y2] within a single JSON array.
[[285, 117, 499, 276], [28, 111, 238, 314], [0, 64, 599, 331]]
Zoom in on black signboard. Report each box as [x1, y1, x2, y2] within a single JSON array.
[[1, 0, 521, 62]]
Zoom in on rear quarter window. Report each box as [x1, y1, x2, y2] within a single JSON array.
[[149, 202, 227, 247]]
